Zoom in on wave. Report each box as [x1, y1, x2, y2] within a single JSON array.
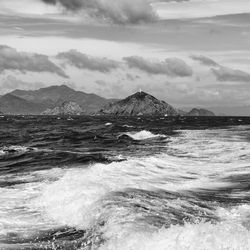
[[34, 127, 250, 233], [100, 219, 250, 250], [0, 167, 66, 242], [99, 204, 250, 250], [122, 130, 166, 140], [168, 128, 250, 163], [1, 126, 250, 248], [36, 157, 246, 230]]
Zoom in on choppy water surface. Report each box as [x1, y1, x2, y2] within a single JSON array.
[[1, 116, 250, 250]]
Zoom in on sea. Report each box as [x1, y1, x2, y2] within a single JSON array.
[[0, 115, 250, 250]]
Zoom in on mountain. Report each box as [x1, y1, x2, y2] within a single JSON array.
[[177, 109, 188, 116], [98, 91, 178, 116], [0, 94, 47, 115], [11, 85, 113, 114], [187, 108, 215, 116], [42, 101, 83, 115]]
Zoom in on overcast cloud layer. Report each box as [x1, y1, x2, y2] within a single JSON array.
[[1, 0, 250, 110]]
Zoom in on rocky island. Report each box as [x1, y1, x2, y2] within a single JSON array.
[[187, 108, 215, 117], [98, 91, 178, 116]]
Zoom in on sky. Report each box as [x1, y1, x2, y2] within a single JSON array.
[[1, 0, 250, 108]]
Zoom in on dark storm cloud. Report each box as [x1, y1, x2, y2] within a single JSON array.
[[41, 0, 189, 24], [190, 55, 219, 67], [42, 0, 82, 10], [123, 56, 193, 77], [41, 0, 157, 24], [0, 45, 68, 78], [211, 66, 250, 83], [56, 50, 119, 72]]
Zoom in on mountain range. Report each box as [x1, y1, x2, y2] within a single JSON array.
[[0, 85, 215, 116], [0, 93, 47, 115], [0, 85, 114, 115]]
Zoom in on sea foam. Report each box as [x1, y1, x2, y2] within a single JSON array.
[[100, 220, 250, 250]]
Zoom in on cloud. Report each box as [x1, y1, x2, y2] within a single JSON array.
[[190, 54, 250, 83], [95, 80, 107, 86], [41, 0, 157, 24], [126, 73, 140, 81], [190, 55, 219, 67], [0, 45, 67, 78], [0, 75, 46, 94], [211, 66, 250, 83], [123, 56, 193, 77], [56, 49, 119, 72]]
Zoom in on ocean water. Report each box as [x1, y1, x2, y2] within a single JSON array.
[[0, 115, 250, 250]]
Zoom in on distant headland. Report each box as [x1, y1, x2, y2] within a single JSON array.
[[0, 85, 215, 116]]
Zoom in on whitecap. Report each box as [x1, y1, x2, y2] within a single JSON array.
[[122, 125, 134, 128], [0, 145, 37, 156], [122, 130, 166, 140]]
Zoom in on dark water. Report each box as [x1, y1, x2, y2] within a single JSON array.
[[1, 115, 250, 249]]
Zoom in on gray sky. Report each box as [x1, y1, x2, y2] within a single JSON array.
[[1, 0, 250, 108]]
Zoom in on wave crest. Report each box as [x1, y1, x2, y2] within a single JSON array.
[[122, 130, 166, 140]]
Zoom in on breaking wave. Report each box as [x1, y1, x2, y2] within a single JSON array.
[[122, 130, 166, 140]]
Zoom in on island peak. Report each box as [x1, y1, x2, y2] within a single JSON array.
[[98, 91, 177, 116]]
